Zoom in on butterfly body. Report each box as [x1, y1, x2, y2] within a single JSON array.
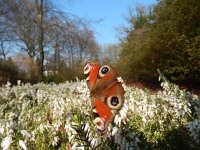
[[84, 61, 125, 133]]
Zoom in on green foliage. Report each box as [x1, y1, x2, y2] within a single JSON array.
[[43, 74, 62, 84], [118, 4, 158, 83], [118, 0, 200, 85]]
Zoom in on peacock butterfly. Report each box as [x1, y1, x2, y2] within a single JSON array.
[[84, 61, 125, 134]]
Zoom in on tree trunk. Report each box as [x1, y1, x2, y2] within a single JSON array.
[[36, 0, 44, 81], [0, 39, 6, 61], [54, 43, 60, 72]]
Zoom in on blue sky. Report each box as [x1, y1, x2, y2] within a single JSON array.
[[55, 0, 157, 45]]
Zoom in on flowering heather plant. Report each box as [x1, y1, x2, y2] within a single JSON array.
[[0, 75, 200, 149]]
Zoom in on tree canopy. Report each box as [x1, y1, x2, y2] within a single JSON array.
[[117, 0, 200, 87]]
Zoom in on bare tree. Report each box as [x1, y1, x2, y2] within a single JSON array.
[[35, 0, 44, 80], [101, 44, 121, 65], [0, 0, 9, 17], [0, 39, 9, 61], [45, 15, 67, 72], [0, 0, 10, 61], [2, 0, 46, 80], [1, 0, 101, 81], [2, 0, 38, 59]]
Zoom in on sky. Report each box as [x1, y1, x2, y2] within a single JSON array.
[[54, 0, 157, 45]]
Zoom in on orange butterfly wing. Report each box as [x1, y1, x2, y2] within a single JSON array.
[[84, 61, 125, 133]]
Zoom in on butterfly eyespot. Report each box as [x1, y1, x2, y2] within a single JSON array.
[[111, 96, 119, 106], [84, 62, 91, 75], [106, 95, 123, 110], [101, 67, 109, 74], [99, 65, 111, 78]]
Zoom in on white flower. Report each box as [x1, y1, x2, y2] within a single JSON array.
[[52, 136, 60, 146], [21, 130, 31, 138], [66, 113, 71, 122], [5, 81, 11, 88], [119, 107, 127, 119], [71, 142, 78, 149], [114, 115, 120, 125], [112, 127, 118, 136], [86, 131, 92, 141], [68, 135, 75, 143], [19, 93, 27, 101], [30, 134, 36, 142], [0, 127, 5, 134], [84, 123, 89, 132], [17, 80, 21, 85], [19, 140, 27, 150], [1, 136, 12, 150], [117, 77, 123, 83], [90, 137, 101, 148]]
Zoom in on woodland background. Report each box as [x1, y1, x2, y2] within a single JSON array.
[[0, 0, 200, 90], [0, 0, 200, 149]]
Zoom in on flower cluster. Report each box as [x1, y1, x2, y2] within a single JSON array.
[[0, 76, 199, 149]]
